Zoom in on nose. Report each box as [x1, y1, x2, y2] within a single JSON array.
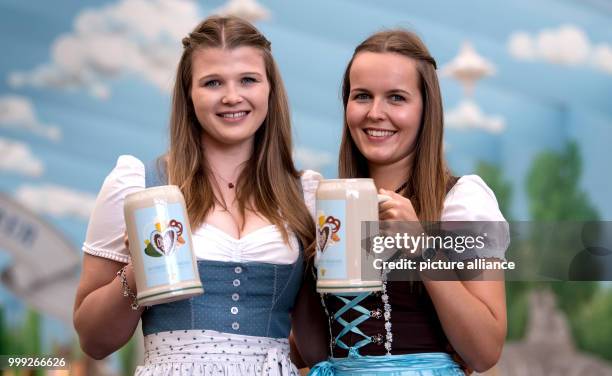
[[221, 83, 243, 105], [366, 98, 385, 122]]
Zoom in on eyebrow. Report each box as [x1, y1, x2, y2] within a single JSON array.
[[388, 89, 413, 96], [350, 87, 414, 96]]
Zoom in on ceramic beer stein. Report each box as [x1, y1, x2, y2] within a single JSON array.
[[124, 185, 203, 306], [315, 178, 389, 293]]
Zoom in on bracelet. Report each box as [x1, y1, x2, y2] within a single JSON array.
[[117, 266, 140, 310]]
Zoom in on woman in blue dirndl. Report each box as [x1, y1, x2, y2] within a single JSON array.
[[74, 16, 321, 375], [293, 29, 509, 375]]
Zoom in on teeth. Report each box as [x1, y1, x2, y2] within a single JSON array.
[[221, 111, 247, 118], [366, 129, 395, 137]]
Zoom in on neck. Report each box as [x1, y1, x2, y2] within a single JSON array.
[[368, 152, 414, 192], [202, 135, 253, 181]]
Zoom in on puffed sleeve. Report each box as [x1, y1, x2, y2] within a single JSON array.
[[441, 175, 510, 261], [300, 169, 323, 220], [82, 155, 145, 263]]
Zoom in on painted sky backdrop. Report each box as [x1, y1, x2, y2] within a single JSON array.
[[0, 0, 611, 345]]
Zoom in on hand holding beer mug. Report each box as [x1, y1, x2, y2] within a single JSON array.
[[124, 186, 203, 306], [315, 179, 390, 293]]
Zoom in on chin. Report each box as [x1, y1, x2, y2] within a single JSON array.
[[208, 124, 258, 141], [361, 153, 394, 165], [221, 131, 259, 145], [355, 146, 388, 161]]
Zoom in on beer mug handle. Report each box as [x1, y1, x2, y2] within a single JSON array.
[[377, 194, 392, 204]]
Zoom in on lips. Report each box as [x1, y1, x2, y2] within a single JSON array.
[[217, 110, 250, 120], [364, 128, 397, 138]]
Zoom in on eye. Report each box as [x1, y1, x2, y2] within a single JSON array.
[[203, 79, 221, 88], [353, 93, 371, 101], [390, 94, 405, 102], [241, 76, 258, 85]]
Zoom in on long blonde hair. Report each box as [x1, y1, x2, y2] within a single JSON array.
[[339, 30, 450, 221], [167, 16, 314, 255]]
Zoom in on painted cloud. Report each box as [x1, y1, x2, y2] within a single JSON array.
[[14, 184, 96, 220], [508, 24, 612, 74], [0, 95, 61, 141], [294, 146, 334, 171], [445, 99, 505, 134], [0, 137, 44, 177], [8, 0, 201, 98]]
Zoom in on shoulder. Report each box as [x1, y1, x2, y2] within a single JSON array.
[[95, 155, 146, 204], [104, 155, 145, 186], [447, 175, 497, 202], [82, 155, 146, 263], [443, 175, 506, 221], [443, 175, 510, 260]]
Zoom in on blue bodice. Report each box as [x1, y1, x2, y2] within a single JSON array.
[[142, 256, 303, 338]]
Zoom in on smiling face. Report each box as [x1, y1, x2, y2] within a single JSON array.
[[346, 51, 423, 167], [190, 46, 270, 148]]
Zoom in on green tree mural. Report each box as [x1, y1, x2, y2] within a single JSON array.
[[475, 161, 513, 220], [0, 307, 43, 376], [523, 142, 611, 361], [476, 160, 529, 340], [573, 288, 612, 360], [119, 335, 138, 376], [526, 141, 598, 221], [477, 143, 612, 363]]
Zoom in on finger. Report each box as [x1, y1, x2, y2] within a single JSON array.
[[379, 220, 406, 239], [378, 200, 398, 212], [379, 220, 391, 232], [386, 189, 411, 201], [380, 188, 413, 203], [378, 190, 395, 205], [379, 208, 397, 221], [379, 197, 413, 212]]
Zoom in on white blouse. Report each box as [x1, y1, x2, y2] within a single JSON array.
[[442, 175, 509, 260], [82, 155, 322, 264], [442, 174, 506, 222], [83, 155, 507, 263]]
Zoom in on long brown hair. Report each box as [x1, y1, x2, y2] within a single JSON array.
[[339, 29, 450, 221], [167, 15, 314, 255]]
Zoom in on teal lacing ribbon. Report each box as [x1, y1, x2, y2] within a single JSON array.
[[332, 292, 374, 357]]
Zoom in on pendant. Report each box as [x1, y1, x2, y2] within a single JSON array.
[[228, 183, 234, 189]]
